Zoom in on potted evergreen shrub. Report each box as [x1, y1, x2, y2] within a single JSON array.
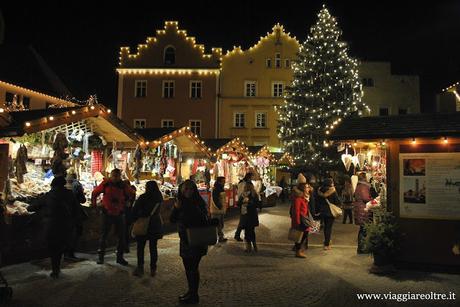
[[363, 210, 400, 273]]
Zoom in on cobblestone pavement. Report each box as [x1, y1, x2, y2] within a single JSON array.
[[2, 203, 460, 306]]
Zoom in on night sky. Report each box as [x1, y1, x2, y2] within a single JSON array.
[[2, 1, 460, 112]]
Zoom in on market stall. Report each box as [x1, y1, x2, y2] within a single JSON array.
[[0, 105, 142, 264], [330, 113, 460, 270]]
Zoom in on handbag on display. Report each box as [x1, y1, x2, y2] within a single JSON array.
[[186, 225, 218, 247], [288, 227, 304, 243], [131, 202, 161, 238], [326, 198, 343, 218]]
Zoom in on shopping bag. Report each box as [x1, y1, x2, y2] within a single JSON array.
[[326, 199, 343, 218], [309, 220, 321, 234], [186, 226, 218, 247], [288, 228, 304, 243]]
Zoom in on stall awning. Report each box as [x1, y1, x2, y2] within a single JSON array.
[[329, 113, 460, 141], [139, 127, 212, 157], [0, 105, 142, 144]]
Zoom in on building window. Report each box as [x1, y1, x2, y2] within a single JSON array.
[[285, 59, 290, 68], [362, 78, 374, 87], [134, 80, 147, 98], [398, 108, 408, 115], [244, 81, 257, 97], [164, 46, 175, 65], [266, 58, 272, 68], [272, 82, 284, 97], [234, 113, 246, 128], [275, 53, 281, 68], [161, 119, 174, 128], [189, 120, 201, 136], [255, 112, 267, 128], [134, 119, 146, 129], [5, 92, 14, 106], [379, 107, 389, 116], [22, 96, 30, 109], [190, 81, 202, 99], [162, 81, 175, 98]]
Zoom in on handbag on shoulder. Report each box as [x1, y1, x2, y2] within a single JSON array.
[[131, 202, 161, 238], [326, 198, 343, 218], [186, 224, 218, 247]]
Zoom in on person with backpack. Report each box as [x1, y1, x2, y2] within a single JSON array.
[[131, 181, 163, 277], [91, 169, 135, 265]]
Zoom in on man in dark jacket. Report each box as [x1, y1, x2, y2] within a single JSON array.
[[65, 173, 87, 260], [28, 176, 79, 278], [91, 169, 135, 265]]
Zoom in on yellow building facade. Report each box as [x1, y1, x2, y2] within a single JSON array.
[[219, 24, 299, 149]]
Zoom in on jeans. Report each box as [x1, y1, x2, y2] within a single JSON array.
[[182, 256, 202, 296], [211, 214, 225, 240], [136, 237, 158, 268], [342, 208, 353, 224], [323, 217, 335, 246], [98, 212, 126, 255], [245, 226, 256, 243], [295, 232, 309, 251]]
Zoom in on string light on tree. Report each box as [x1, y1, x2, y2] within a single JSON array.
[[277, 5, 369, 167]]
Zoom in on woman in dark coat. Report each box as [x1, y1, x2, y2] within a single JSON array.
[[28, 176, 79, 278], [170, 180, 209, 305], [317, 178, 342, 250], [239, 181, 261, 253], [132, 181, 163, 277]]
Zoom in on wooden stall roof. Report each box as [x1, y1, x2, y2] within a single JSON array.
[[0, 105, 142, 144], [138, 127, 212, 158], [274, 152, 295, 166], [329, 112, 460, 141], [202, 138, 233, 152]]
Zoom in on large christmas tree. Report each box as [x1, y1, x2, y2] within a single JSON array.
[[277, 6, 368, 167]]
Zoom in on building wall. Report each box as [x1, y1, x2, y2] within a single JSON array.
[[436, 83, 460, 113], [117, 21, 221, 138], [0, 80, 75, 110], [219, 25, 299, 148], [359, 62, 420, 116]]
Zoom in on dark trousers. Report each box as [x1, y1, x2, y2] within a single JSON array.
[[51, 252, 63, 274], [342, 208, 353, 224], [295, 232, 309, 250], [136, 237, 158, 268], [182, 256, 202, 296], [211, 214, 225, 240], [244, 226, 256, 243], [357, 225, 367, 253], [323, 217, 335, 246], [49, 240, 66, 273], [99, 213, 126, 255], [124, 208, 132, 252]]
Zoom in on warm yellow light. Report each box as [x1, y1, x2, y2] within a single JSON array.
[[25, 122, 31, 127], [90, 105, 95, 110], [107, 109, 111, 113], [444, 137, 448, 144], [71, 110, 76, 115], [411, 138, 416, 145], [49, 116, 54, 121], [146, 141, 150, 145], [0, 108, 4, 113]]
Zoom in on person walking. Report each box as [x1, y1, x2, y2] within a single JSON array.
[[28, 176, 79, 278], [290, 174, 311, 258], [353, 173, 373, 254], [317, 178, 342, 250], [234, 172, 253, 241], [170, 180, 209, 304], [132, 181, 163, 277], [210, 177, 228, 243], [341, 178, 354, 224], [239, 181, 261, 253], [64, 173, 87, 261], [91, 169, 135, 265]]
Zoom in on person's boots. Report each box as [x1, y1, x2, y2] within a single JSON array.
[[295, 249, 306, 258], [252, 241, 258, 252], [133, 265, 144, 277], [179, 271, 193, 302], [245, 241, 252, 253], [150, 265, 157, 277], [97, 251, 105, 265], [116, 253, 128, 266], [50, 258, 60, 279], [180, 271, 199, 304]]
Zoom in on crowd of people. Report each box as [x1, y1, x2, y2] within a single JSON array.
[[26, 168, 378, 304]]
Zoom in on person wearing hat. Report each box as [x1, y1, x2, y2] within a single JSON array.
[[28, 176, 79, 278], [290, 173, 312, 258], [317, 177, 342, 250]]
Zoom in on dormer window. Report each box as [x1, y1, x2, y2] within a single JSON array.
[[164, 46, 175, 65]]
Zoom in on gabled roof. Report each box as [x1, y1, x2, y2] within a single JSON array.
[[0, 45, 72, 98], [203, 138, 233, 152], [135, 127, 177, 141], [329, 113, 460, 141]]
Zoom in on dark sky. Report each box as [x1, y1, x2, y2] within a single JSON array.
[[2, 1, 460, 112]]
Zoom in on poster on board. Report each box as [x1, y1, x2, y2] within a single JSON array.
[[399, 152, 460, 220]]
